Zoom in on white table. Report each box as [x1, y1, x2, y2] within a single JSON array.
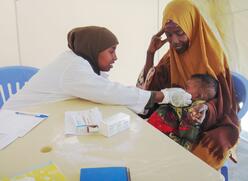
[[0, 99, 223, 180]]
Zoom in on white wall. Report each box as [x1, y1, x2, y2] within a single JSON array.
[[0, 0, 19, 66], [0, 0, 169, 86], [230, 0, 248, 77], [2, 0, 247, 85]]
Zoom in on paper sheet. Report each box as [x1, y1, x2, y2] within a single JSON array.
[[0, 133, 18, 150], [1, 161, 67, 181], [64, 107, 102, 135], [0, 110, 48, 150]]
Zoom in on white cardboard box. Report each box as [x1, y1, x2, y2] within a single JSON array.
[[99, 112, 130, 137]]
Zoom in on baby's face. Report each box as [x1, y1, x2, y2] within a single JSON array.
[[185, 79, 204, 100]]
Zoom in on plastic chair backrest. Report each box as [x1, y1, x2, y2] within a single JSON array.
[[232, 72, 248, 119], [0, 66, 39, 108], [221, 72, 248, 181]]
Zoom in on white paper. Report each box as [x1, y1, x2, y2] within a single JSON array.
[[0, 110, 48, 150], [0, 133, 18, 150], [64, 107, 102, 135]]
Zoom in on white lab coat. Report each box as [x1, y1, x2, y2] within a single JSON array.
[[3, 50, 151, 113]]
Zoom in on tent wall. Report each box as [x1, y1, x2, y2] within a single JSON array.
[[231, 0, 248, 78], [0, 0, 19, 66], [0, 0, 167, 85], [0, 0, 247, 85]]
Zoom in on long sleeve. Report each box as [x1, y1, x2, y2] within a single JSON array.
[[201, 99, 218, 131], [61, 59, 151, 114], [3, 51, 151, 113], [137, 55, 171, 91]]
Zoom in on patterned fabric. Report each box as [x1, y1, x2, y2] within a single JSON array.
[[137, 54, 171, 91], [148, 103, 201, 151]]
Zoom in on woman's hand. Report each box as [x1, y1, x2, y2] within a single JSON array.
[[200, 128, 234, 160], [147, 28, 168, 55], [143, 27, 168, 80]]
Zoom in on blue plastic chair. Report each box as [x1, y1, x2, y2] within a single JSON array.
[[0, 65, 39, 108], [220, 72, 248, 181], [232, 72, 248, 119]]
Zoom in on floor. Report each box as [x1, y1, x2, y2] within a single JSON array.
[[228, 136, 248, 181], [227, 112, 248, 181]]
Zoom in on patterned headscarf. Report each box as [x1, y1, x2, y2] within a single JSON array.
[[67, 26, 118, 74]]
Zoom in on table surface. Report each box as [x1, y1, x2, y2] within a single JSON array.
[[0, 99, 223, 181]]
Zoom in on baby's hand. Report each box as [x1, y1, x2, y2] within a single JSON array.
[[188, 104, 208, 124]]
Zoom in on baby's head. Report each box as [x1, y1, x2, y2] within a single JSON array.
[[185, 74, 218, 101]]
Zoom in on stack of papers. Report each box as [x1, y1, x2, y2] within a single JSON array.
[[0, 110, 48, 150], [64, 107, 102, 135], [64, 107, 131, 137]]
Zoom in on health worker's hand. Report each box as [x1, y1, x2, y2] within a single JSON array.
[[161, 88, 192, 107]]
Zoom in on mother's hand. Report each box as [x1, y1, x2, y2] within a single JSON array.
[[147, 28, 168, 54], [200, 129, 233, 160]]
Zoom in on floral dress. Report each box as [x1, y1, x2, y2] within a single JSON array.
[[148, 101, 204, 150]]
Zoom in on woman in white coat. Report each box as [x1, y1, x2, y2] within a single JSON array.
[[3, 26, 191, 114]]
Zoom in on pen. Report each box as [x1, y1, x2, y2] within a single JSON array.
[[76, 124, 98, 128], [15, 111, 48, 118]]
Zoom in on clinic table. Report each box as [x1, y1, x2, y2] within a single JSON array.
[[0, 99, 223, 180]]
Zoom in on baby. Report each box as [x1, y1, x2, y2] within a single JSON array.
[[148, 74, 218, 150]]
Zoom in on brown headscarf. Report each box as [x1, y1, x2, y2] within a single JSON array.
[[67, 26, 119, 75]]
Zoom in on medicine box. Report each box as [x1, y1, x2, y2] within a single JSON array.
[[99, 112, 130, 137]]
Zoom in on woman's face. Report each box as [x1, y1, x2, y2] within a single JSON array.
[[164, 20, 189, 54], [98, 45, 117, 72]]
